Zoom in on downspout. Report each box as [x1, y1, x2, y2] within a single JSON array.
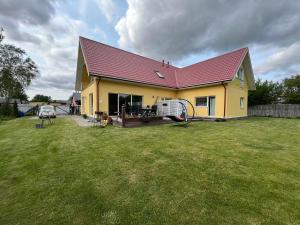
[[96, 77, 100, 114], [222, 82, 227, 119]]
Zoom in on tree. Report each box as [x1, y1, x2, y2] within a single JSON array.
[[11, 82, 29, 101], [0, 31, 38, 101], [283, 74, 300, 104], [31, 94, 51, 102], [12, 100, 18, 117], [0, 27, 4, 42], [0, 101, 11, 116], [248, 79, 283, 106]]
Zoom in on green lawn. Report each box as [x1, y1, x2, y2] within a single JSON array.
[[0, 117, 299, 225]]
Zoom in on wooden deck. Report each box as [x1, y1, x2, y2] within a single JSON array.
[[112, 116, 173, 128]]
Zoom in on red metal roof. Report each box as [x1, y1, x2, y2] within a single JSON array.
[[176, 48, 248, 88], [79, 37, 249, 89]]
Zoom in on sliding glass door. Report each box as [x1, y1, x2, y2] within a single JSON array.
[[118, 94, 131, 114], [108, 93, 118, 115], [132, 95, 143, 113], [108, 93, 143, 116]]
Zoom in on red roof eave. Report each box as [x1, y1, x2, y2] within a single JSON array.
[[89, 72, 178, 89]]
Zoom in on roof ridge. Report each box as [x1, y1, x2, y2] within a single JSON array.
[[180, 47, 249, 70], [79, 36, 179, 69]]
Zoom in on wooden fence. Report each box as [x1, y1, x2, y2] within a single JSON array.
[[248, 104, 300, 118]]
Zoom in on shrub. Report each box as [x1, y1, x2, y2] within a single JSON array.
[[0, 100, 19, 118], [0, 102, 12, 116], [12, 101, 18, 117]]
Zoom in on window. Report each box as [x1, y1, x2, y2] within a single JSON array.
[[155, 71, 164, 78], [195, 96, 208, 107], [240, 97, 244, 109], [89, 93, 93, 115], [81, 97, 85, 113], [237, 68, 244, 87]]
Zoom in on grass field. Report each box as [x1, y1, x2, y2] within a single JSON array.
[[0, 117, 299, 225]]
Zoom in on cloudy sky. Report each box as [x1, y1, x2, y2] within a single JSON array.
[[1, 0, 299, 100]]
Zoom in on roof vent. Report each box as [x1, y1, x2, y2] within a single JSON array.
[[162, 60, 165, 67], [167, 61, 170, 68], [155, 70, 165, 78]]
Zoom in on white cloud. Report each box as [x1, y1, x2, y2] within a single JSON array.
[[95, 0, 117, 23], [256, 43, 300, 75]]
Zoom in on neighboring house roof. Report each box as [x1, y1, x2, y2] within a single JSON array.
[[72, 92, 81, 101], [77, 37, 255, 90], [0, 98, 22, 104], [72, 92, 81, 106]]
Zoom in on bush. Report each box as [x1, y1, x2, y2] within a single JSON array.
[[0, 100, 19, 118], [0, 102, 12, 116], [12, 101, 18, 117]]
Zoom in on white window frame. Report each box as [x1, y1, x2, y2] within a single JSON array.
[[240, 97, 244, 109], [195, 96, 208, 107]]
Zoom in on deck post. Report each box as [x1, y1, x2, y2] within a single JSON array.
[[121, 105, 126, 127]]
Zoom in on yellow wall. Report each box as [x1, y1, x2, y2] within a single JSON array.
[[177, 85, 225, 118], [98, 80, 176, 114], [79, 64, 250, 118], [226, 65, 249, 118], [81, 65, 90, 90], [81, 80, 97, 116]]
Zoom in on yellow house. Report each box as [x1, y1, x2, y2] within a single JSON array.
[[75, 37, 255, 119]]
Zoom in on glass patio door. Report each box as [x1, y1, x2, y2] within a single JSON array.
[[132, 95, 143, 113], [108, 93, 143, 116], [118, 94, 131, 114], [108, 93, 118, 115]]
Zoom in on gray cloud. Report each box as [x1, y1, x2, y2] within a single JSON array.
[[116, 0, 300, 62], [0, 0, 56, 44], [31, 75, 75, 90], [0, 0, 96, 99], [0, 0, 55, 24]]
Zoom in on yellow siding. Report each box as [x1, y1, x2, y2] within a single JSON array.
[[226, 65, 249, 118], [80, 65, 99, 116], [81, 65, 90, 90], [98, 80, 176, 114], [177, 85, 225, 118], [79, 62, 251, 118], [81, 80, 97, 116]]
